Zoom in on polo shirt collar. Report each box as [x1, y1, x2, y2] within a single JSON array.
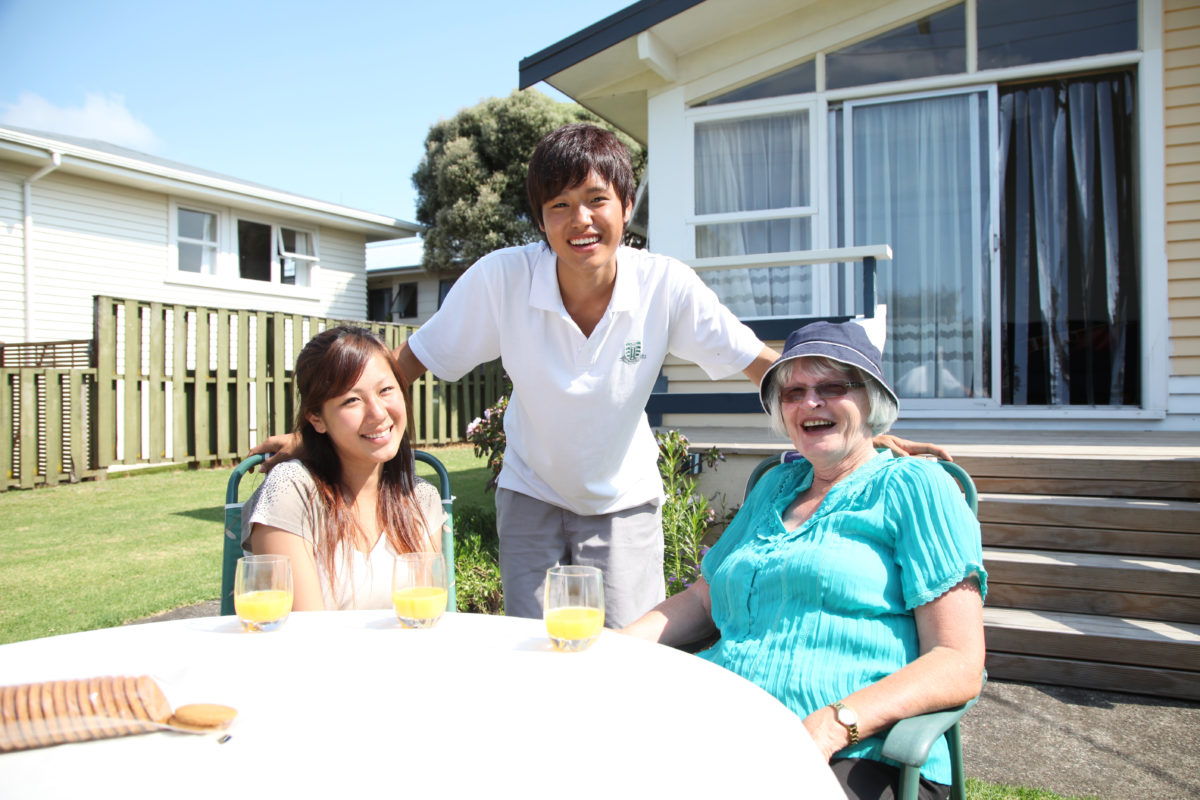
[[528, 245, 636, 314]]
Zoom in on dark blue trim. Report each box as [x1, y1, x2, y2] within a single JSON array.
[[646, 392, 760, 427], [519, 0, 706, 89]]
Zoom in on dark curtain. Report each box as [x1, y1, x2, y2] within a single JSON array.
[[998, 72, 1140, 406]]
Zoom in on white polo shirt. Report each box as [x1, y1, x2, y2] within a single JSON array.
[[408, 243, 763, 516]]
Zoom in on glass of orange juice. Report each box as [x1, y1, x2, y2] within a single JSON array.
[[544, 565, 604, 652], [392, 552, 448, 628], [233, 554, 293, 632]]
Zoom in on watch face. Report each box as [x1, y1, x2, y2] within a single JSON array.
[[837, 706, 858, 726]]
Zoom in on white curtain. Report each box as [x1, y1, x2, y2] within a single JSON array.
[[693, 111, 816, 317], [850, 92, 989, 399]]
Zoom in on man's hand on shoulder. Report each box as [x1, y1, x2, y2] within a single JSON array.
[[247, 432, 303, 472], [873, 434, 953, 462]]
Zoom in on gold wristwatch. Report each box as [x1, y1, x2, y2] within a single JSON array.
[[830, 701, 859, 745]]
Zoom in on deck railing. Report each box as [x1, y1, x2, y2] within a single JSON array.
[[1, 296, 504, 489]]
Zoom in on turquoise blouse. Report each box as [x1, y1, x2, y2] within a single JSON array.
[[698, 451, 986, 785]]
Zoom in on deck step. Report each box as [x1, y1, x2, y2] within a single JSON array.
[[985, 583, 1200, 624], [956, 455, 1200, 500], [983, 548, 1200, 599], [982, 521, 1200, 558], [978, 493, 1199, 535], [983, 607, 1200, 700]]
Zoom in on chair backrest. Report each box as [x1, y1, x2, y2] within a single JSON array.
[[746, 451, 978, 516], [222, 450, 456, 615]]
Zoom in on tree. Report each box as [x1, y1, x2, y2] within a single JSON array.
[[412, 89, 646, 273]]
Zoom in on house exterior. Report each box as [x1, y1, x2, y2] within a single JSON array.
[[0, 125, 421, 346], [365, 238, 450, 327], [520, 0, 1199, 433]]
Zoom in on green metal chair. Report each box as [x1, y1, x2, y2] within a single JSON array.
[[221, 450, 456, 615], [745, 451, 983, 800]]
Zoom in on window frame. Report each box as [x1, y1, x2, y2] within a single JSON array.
[[669, 0, 1160, 418], [168, 199, 321, 297]]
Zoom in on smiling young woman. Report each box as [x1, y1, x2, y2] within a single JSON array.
[[241, 326, 446, 611]]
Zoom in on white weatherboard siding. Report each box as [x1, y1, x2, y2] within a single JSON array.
[[316, 227, 369, 321], [0, 163, 25, 341], [0, 163, 375, 342]]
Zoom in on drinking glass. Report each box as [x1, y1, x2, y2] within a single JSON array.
[[233, 554, 293, 632], [392, 552, 448, 628], [543, 565, 604, 652]]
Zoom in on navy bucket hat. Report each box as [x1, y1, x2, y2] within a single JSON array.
[[758, 321, 898, 412]]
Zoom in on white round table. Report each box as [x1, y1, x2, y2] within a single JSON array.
[[0, 611, 846, 798]]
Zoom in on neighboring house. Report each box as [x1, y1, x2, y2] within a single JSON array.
[[0, 125, 420, 345], [365, 238, 455, 326], [520, 0, 1199, 432]]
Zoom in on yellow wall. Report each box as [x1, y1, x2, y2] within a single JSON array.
[[1166, 0, 1200, 376]]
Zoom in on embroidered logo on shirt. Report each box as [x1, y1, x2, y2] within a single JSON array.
[[620, 340, 647, 364]]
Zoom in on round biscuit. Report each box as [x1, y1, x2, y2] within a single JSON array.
[[13, 684, 37, 749], [59, 680, 85, 743], [76, 679, 105, 741], [121, 676, 153, 733], [169, 703, 237, 731], [1, 685, 23, 752], [40, 681, 67, 745], [90, 676, 118, 738], [107, 676, 136, 736], [49, 680, 76, 743], [25, 683, 51, 748], [134, 676, 172, 724]]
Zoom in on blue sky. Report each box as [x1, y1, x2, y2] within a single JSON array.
[[0, 0, 635, 224]]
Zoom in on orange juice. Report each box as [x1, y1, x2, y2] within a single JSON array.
[[392, 586, 447, 627], [234, 589, 293, 630], [545, 606, 604, 644]]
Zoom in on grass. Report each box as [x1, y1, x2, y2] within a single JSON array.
[[0, 449, 1095, 800], [0, 466, 232, 644], [0, 445, 491, 645]]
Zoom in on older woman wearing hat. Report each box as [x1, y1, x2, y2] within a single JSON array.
[[624, 321, 986, 800]]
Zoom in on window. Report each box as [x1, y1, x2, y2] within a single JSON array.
[[172, 204, 319, 288], [832, 89, 994, 400], [368, 288, 393, 322], [177, 208, 217, 274], [368, 283, 418, 322], [691, 107, 819, 319], [977, 0, 1138, 70], [697, 61, 816, 106], [279, 228, 317, 285], [998, 73, 1140, 406], [394, 283, 418, 318], [437, 278, 456, 309], [825, 5, 966, 91], [684, 2, 1143, 408]]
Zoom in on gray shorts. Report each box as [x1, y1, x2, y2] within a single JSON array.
[[494, 488, 665, 629]]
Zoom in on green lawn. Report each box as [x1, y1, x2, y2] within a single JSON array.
[[0, 445, 491, 645]]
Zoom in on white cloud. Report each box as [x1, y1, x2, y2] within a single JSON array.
[[1, 92, 162, 152]]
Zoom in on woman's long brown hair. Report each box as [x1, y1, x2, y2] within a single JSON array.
[[292, 326, 428, 597]]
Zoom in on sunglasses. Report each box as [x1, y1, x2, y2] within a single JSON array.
[[778, 381, 865, 403]]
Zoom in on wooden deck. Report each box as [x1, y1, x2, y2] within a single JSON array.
[[672, 425, 1200, 700]]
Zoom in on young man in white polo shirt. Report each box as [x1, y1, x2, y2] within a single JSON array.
[[397, 124, 774, 626], [253, 123, 945, 627]]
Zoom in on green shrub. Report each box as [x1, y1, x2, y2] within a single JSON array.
[[453, 504, 503, 614], [656, 430, 725, 597]]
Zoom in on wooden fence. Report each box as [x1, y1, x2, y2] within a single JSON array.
[[1, 296, 505, 489]]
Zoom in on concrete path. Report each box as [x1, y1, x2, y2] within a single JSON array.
[[133, 603, 1200, 799]]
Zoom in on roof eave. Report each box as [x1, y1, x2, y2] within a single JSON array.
[[518, 0, 705, 89], [0, 127, 421, 240]]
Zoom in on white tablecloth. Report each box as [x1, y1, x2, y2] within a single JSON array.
[[0, 611, 845, 798]]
